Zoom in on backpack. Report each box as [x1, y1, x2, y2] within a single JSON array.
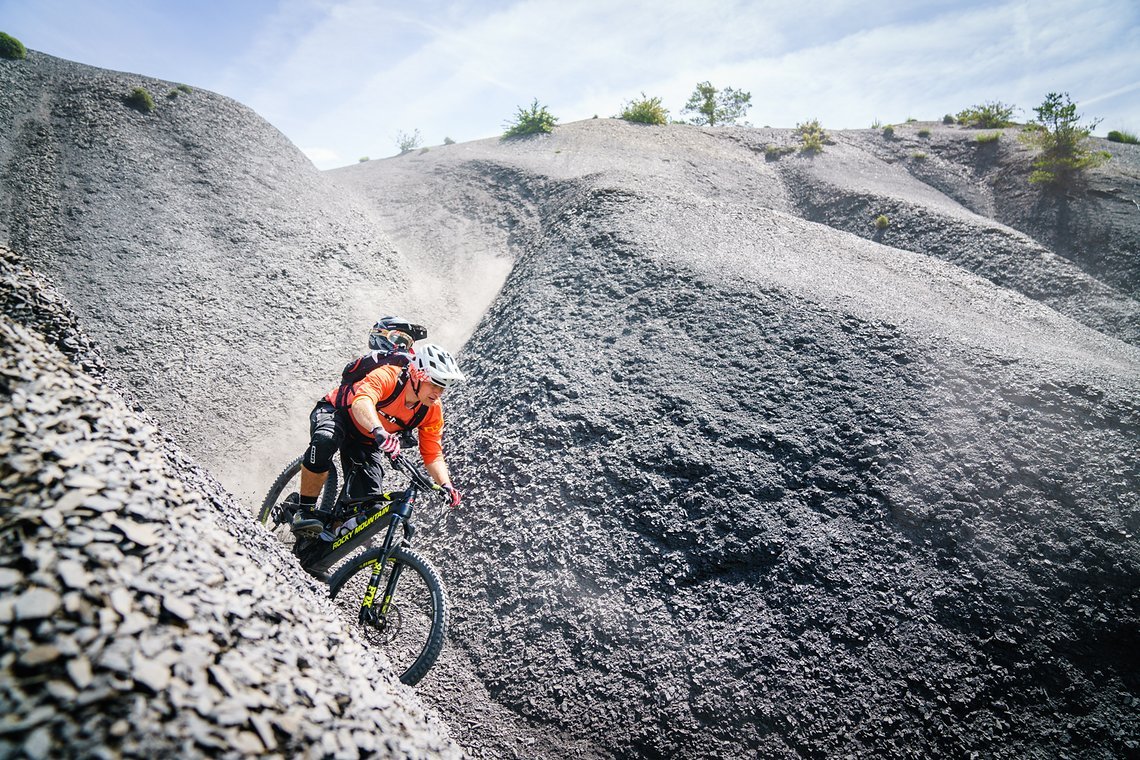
[[330, 336, 429, 430]]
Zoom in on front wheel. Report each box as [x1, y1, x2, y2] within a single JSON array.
[[328, 545, 448, 686], [258, 456, 339, 548]]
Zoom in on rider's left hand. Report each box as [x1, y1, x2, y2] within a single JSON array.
[[441, 483, 461, 508]]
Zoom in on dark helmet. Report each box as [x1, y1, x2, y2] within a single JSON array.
[[369, 316, 428, 351]]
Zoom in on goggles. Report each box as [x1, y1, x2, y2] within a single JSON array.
[[387, 330, 414, 351]]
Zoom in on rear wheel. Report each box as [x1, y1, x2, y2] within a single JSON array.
[[258, 456, 339, 549], [328, 545, 448, 686]]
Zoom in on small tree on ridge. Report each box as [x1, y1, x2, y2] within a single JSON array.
[[1020, 92, 1109, 185], [681, 81, 752, 126]]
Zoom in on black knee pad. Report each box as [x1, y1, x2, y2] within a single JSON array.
[[303, 434, 338, 474], [304, 407, 341, 473]]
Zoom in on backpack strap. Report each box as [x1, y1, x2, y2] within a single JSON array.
[[377, 399, 429, 432], [336, 361, 409, 409], [376, 368, 429, 432], [377, 366, 410, 407]]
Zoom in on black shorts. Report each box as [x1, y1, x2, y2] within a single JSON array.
[[303, 401, 387, 499]]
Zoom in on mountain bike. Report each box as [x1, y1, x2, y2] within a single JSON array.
[[258, 452, 449, 686]]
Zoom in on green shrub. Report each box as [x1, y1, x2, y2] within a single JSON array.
[[911, 152, 927, 160], [874, 215, 890, 230], [1107, 129, 1138, 145], [882, 124, 895, 138], [176, 84, 192, 94], [618, 93, 669, 125], [942, 114, 954, 124], [443, 136, 456, 145], [1021, 92, 1110, 184], [956, 101, 1016, 128], [906, 117, 917, 123], [764, 144, 795, 161], [917, 128, 931, 138], [395, 128, 421, 154], [502, 99, 558, 139], [124, 87, 156, 114], [0, 32, 27, 60], [797, 119, 828, 153], [358, 156, 369, 163], [975, 131, 1002, 144]]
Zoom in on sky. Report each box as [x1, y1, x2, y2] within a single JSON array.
[[3, 0, 1138, 170]]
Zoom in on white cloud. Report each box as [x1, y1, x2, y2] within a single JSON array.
[[302, 146, 341, 166], [213, 0, 1140, 168]]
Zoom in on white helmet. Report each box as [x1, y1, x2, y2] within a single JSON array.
[[411, 343, 465, 387]]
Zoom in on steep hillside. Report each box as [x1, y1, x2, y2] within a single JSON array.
[[0, 51, 438, 501], [331, 119, 1140, 758], [0, 243, 462, 758]]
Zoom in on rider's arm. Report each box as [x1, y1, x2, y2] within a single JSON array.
[[350, 395, 384, 437], [425, 457, 452, 488]]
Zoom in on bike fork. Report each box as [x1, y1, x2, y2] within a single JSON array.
[[360, 561, 406, 624]]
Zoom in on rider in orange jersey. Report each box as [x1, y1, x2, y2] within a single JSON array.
[[291, 340, 465, 535]]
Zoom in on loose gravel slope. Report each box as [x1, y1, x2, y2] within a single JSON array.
[[332, 119, 1140, 758]]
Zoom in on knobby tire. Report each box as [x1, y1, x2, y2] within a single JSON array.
[[328, 545, 448, 686]]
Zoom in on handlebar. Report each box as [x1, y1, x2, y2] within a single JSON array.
[[389, 452, 443, 496]]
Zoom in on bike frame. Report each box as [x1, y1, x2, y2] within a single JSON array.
[[297, 454, 439, 580]]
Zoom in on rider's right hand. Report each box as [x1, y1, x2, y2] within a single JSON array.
[[372, 426, 400, 458]]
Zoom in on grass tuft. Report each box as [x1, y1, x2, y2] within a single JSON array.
[[124, 87, 155, 114], [797, 119, 828, 153], [0, 31, 27, 60], [956, 101, 1016, 128], [764, 144, 795, 161], [618, 93, 669, 125]]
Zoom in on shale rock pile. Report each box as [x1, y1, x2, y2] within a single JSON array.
[[335, 120, 1140, 758], [0, 244, 462, 758]]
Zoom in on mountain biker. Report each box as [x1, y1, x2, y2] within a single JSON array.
[[290, 338, 466, 536]]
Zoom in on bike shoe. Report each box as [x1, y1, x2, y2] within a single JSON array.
[[274, 492, 302, 524], [290, 509, 328, 536]]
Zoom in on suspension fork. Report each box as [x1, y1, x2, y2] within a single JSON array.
[[361, 514, 408, 620]]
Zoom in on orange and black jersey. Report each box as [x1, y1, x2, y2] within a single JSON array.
[[324, 364, 444, 464]]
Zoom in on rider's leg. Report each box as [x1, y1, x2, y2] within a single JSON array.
[[299, 465, 328, 499], [340, 434, 387, 501], [292, 402, 344, 533]]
